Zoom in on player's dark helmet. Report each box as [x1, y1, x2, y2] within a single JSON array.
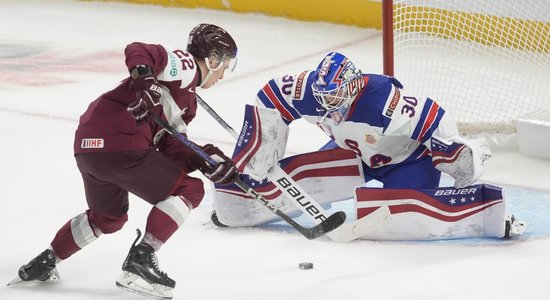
[[187, 23, 238, 71], [311, 52, 364, 112]]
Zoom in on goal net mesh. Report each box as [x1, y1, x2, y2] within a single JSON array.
[[392, 0, 550, 133]]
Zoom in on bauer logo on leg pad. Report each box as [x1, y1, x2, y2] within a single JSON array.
[[233, 105, 262, 172], [354, 184, 506, 240]]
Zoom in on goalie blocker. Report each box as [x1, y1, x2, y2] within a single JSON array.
[[232, 104, 289, 181]]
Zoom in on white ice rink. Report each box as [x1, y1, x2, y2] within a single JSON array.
[[1, 1, 550, 299]]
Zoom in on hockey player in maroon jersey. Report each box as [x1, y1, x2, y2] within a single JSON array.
[[10, 24, 239, 299]]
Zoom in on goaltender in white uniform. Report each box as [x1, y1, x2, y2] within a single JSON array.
[[211, 52, 527, 241]]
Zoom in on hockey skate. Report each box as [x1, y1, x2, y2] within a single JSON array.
[[116, 229, 175, 300], [504, 214, 528, 238], [7, 249, 60, 286]]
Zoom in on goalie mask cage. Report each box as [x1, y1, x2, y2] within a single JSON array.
[[382, 0, 550, 134]]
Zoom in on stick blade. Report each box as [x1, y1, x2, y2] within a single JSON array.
[[303, 211, 347, 240], [327, 206, 392, 242]]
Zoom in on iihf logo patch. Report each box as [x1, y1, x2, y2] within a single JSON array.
[[81, 138, 104, 149]]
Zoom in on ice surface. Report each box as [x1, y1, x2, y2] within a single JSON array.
[[1, 1, 549, 300]]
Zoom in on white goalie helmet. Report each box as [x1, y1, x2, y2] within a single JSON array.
[[311, 52, 365, 115]]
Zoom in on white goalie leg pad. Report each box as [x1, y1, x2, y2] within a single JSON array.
[[232, 104, 289, 181], [354, 184, 507, 240], [212, 182, 295, 227], [214, 148, 365, 226], [431, 136, 492, 188], [274, 148, 365, 209]]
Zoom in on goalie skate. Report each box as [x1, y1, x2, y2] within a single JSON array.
[[504, 214, 528, 238]]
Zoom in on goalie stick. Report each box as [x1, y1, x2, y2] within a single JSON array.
[[152, 116, 345, 240], [195, 94, 391, 242]]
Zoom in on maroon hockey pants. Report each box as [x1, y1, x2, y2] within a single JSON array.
[[50, 150, 204, 260]]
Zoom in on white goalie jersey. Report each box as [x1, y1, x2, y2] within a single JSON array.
[[255, 71, 491, 188], [210, 59, 527, 241]]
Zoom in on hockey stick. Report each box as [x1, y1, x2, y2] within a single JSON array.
[[152, 116, 345, 240], [195, 94, 391, 242]]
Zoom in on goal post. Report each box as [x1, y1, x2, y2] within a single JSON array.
[[382, 0, 550, 135]]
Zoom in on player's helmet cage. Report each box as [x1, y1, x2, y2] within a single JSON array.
[[187, 23, 238, 72], [311, 52, 364, 112]]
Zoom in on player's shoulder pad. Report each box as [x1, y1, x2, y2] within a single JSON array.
[[378, 75, 426, 135], [364, 74, 402, 90], [157, 47, 197, 88], [351, 75, 393, 111], [389, 76, 403, 89], [348, 74, 404, 131]]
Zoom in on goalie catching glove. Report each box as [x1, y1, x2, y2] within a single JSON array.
[[194, 144, 239, 184], [431, 136, 492, 188]]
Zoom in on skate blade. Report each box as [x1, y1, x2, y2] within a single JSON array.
[[7, 268, 60, 287], [6, 277, 25, 287], [116, 271, 173, 300]]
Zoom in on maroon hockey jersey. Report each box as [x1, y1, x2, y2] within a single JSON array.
[[74, 42, 200, 156]]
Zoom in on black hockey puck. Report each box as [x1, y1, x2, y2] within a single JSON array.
[[298, 262, 313, 270]]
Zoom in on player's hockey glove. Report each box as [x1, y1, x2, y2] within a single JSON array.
[[127, 65, 163, 123], [195, 144, 239, 185]]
